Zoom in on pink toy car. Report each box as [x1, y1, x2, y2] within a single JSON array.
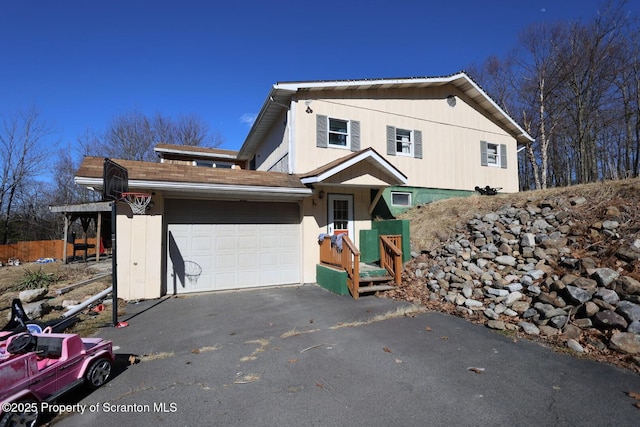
[[0, 331, 114, 426]]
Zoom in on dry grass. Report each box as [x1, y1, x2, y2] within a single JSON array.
[[0, 260, 115, 336], [139, 352, 175, 362], [400, 178, 640, 252], [280, 328, 320, 339], [329, 305, 426, 329], [196, 345, 220, 353], [233, 373, 260, 384], [240, 338, 270, 362], [0, 261, 111, 309]]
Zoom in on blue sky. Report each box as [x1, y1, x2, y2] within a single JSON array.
[[1, 0, 635, 156]]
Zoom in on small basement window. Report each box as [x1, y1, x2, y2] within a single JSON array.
[[391, 192, 411, 207]]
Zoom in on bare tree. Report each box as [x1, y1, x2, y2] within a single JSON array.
[[80, 110, 224, 161], [0, 107, 57, 244], [516, 22, 571, 189], [175, 113, 223, 146], [51, 146, 99, 205], [473, 0, 638, 188]]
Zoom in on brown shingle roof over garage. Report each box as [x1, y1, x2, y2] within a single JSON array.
[[75, 156, 312, 200]]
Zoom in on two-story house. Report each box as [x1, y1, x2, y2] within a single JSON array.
[[74, 72, 533, 300]]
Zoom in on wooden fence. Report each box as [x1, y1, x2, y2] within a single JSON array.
[[0, 238, 99, 263]]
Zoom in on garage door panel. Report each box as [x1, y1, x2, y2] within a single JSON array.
[[279, 268, 300, 283], [192, 236, 214, 252], [215, 271, 238, 290], [216, 235, 238, 251], [259, 235, 279, 249], [259, 270, 278, 284], [260, 251, 280, 266], [238, 235, 256, 250], [215, 253, 237, 268], [238, 255, 258, 268], [216, 224, 237, 235], [166, 199, 300, 293], [238, 271, 257, 286]]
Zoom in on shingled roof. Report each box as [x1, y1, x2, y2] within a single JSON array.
[[77, 157, 303, 187], [154, 143, 239, 159], [75, 157, 311, 200]]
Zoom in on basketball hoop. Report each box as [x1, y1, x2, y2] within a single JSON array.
[[120, 192, 152, 215], [184, 261, 202, 285]]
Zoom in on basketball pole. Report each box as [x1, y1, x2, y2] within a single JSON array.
[[111, 198, 118, 327], [104, 158, 127, 327]]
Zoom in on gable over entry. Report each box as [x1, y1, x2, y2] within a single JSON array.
[[299, 148, 407, 187]]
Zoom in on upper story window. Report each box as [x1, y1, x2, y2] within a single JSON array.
[[395, 128, 413, 156], [317, 115, 360, 152], [486, 143, 499, 166], [387, 125, 422, 159], [328, 118, 349, 148], [480, 141, 507, 169]]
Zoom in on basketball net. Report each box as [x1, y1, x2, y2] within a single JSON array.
[[184, 261, 202, 285], [121, 192, 152, 215]]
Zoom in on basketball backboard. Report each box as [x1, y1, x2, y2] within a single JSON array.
[[103, 158, 128, 201]]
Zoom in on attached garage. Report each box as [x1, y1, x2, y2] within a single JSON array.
[[165, 199, 302, 294]]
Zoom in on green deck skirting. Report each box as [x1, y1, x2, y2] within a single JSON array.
[[317, 263, 390, 296], [359, 229, 380, 263], [372, 219, 411, 262], [316, 264, 349, 295]]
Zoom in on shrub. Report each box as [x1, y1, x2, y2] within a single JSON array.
[[11, 268, 58, 291]]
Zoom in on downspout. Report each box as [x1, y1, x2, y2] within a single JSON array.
[[288, 99, 296, 174]]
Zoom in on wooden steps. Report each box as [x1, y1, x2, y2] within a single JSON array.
[[357, 274, 395, 294], [358, 284, 396, 294]]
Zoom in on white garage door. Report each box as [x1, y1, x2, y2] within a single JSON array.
[[166, 200, 301, 294]]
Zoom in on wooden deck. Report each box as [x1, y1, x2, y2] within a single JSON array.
[[319, 234, 403, 299]]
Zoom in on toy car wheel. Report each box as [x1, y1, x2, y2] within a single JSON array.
[[85, 358, 113, 389], [0, 399, 39, 427], [7, 333, 37, 354]]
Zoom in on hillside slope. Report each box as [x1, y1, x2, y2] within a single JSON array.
[[389, 178, 640, 372]]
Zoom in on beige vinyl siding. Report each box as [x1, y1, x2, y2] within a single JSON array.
[[116, 206, 164, 300], [293, 87, 519, 192], [254, 109, 289, 172], [300, 186, 372, 284], [321, 161, 396, 187]]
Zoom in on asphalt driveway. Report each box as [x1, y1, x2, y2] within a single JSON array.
[[53, 284, 639, 426]]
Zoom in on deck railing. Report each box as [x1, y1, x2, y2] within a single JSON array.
[[379, 235, 402, 285], [318, 235, 361, 298], [341, 235, 361, 298], [319, 236, 342, 268]]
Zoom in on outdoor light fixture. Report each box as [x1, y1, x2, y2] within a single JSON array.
[[318, 190, 324, 199], [447, 95, 456, 107], [305, 100, 313, 114]]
